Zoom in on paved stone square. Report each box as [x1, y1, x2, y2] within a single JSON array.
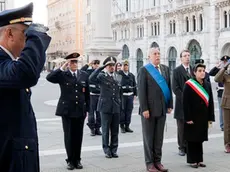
[[33, 73, 230, 172]]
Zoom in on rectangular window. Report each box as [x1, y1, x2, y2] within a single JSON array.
[[87, 0, 91, 6], [126, 0, 129, 12], [87, 13, 91, 25], [0, 1, 5, 11]]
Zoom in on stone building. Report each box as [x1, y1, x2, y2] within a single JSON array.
[[0, 0, 14, 11], [85, 0, 230, 76], [46, 0, 84, 70]]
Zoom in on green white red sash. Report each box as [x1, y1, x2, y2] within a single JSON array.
[[186, 79, 209, 107]]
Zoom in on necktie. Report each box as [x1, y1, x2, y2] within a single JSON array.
[[73, 73, 77, 80]]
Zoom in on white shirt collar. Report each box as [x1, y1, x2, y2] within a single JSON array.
[[0, 45, 16, 61], [124, 71, 129, 75], [69, 70, 77, 76]]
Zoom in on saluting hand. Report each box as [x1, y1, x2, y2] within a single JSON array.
[[187, 121, 194, 124], [143, 110, 150, 119], [167, 108, 172, 114]]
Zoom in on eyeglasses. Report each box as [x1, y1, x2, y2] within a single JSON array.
[[70, 60, 78, 63]]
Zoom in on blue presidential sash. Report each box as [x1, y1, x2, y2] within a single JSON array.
[[144, 63, 171, 105]]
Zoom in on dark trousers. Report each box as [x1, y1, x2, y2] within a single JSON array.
[[62, 116, 85, 165], [141, 115, 166, 166], [177, 119, 186, 151], [187, 141, 203, 163], [101, 112, 120, 154], [87, 95, 101, 130], [120, 95, 134, 126]]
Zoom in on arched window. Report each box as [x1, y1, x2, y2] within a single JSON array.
[[186, 17, 189, 32], [193, 15, 196, 31], [173, 20, 176, 34], [200, 14, 203, 31], [224, 11, 227, 28]]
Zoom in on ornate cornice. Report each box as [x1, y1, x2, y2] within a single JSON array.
[[215, 0, 230, 8]]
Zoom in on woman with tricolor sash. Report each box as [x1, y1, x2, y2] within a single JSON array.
[[183, 63, 215, 168]]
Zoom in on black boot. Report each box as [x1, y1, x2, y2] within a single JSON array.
[[120, 124, 126, 133], [125, 125, 133, 133], [95, 128, 102, 135], [90, 129, 95, 136]]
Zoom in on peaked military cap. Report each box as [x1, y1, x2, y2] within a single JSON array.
[[0, 3, 33, 27], [103, 56, 117, 65], [64, 52, 80, 60], [122, 60, 129, 65], [93, 60, 100, 64], [220, 55, 230, 61], [195, 59, 204, 64]]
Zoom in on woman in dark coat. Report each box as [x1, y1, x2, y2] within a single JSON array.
[[183, 63, 215, 168]]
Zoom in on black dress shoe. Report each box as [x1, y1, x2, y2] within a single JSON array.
[[125, 126, 134, 133], [75, 161, 83, 169], [95, 129, 102, 135], [105, 153, 112, 158], [198, 163, 206, 167], [112, 153, 119, 158], [178, 150, 185, 156], [190, 164, 198, 168], [67, 162, 75, 170], [90, 129, 95, 136]]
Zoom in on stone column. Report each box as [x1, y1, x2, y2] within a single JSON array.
[[206, 2, 217, 70], [86, 0, 121, 62], [143, 18, 149, 65]]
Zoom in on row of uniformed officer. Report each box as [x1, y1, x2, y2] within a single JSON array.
[[89, 56, 122, 158], [0, 3, 51, 172], [81, 60, 102, 136], [46, 53, 90, 170], [117, 61, 137, 133]]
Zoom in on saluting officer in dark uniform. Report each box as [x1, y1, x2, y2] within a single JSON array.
[[46, 53, 89, 170], [89, 56, 122, 158], [81, 60, 102, 136], [118, 60, 137, 133], [0, 3, 51, 172]]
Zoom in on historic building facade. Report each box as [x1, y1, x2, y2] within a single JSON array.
[[46, 0, 84, 70], [109, 0, 230, 75]]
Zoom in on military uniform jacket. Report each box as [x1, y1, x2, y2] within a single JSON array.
[[0, 31, 51, 171], [215, 68, 230, 109], [118, 70, 137, 96], [89, 66, 122, 114], [81, 64, 100, 94], [46, 69, 90, 118]]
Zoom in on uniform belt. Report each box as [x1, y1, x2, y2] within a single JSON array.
[[123, 92, 134, 96], [89, 84, 96, 88], [90, 92, 100, 96], [122, 86, 135, 89], [216, 87, 224, 91]]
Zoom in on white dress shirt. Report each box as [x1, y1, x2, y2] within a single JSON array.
[[0, 45, 16, 60]]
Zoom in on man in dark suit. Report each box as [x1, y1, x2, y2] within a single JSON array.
[[89, 56, 122, 158], [138, 47, 173, 172], [172, 50, 193, 156], [46, 53, 90, 170], [118, 60, 137, 133], [81, 60, 102, 136], [0, 3, 51, 172]]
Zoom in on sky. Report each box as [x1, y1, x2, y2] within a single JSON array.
[[14, 0, 48, 25]]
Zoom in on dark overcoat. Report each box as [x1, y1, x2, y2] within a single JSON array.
[[172, 65, 192, 119], [183, 79, 215, 142], [0, 31, 51, 172], [46, 69, 90, 117]]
